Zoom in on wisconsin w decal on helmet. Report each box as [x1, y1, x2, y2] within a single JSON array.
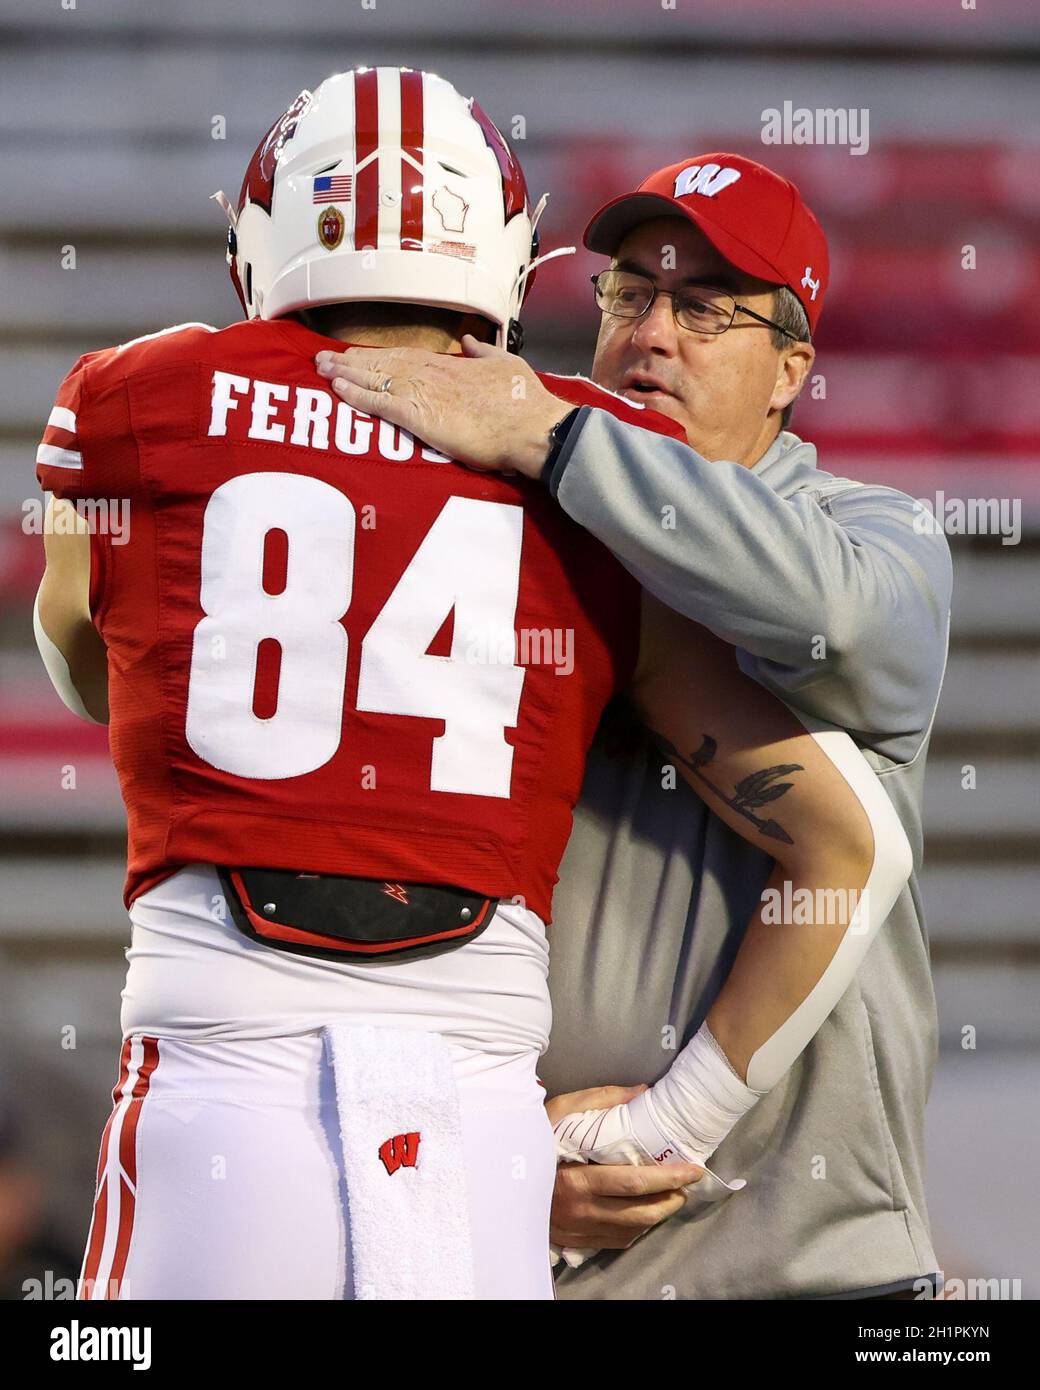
[[213, 67, 570, 348]]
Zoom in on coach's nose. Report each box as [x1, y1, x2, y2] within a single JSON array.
[[629, 291, 680, 356]]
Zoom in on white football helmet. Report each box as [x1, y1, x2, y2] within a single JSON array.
[[214, 67, 558, 348]]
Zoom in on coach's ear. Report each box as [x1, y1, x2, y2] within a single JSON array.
[[770, 338, 814, 416], [544, 1084, 648, 1125]]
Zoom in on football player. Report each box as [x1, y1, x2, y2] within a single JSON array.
[[34, 69, 910, 1299]]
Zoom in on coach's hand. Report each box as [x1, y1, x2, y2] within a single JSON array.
[[546, 1086, 702, 1251], [315, 336, 570, 479]]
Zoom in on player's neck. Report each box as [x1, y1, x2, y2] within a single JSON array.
[[293, 306, 493, 353], [319, 322, 463, 352]]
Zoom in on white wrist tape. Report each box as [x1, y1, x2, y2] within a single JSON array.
[[33, 586, 103, 724], [551, 1087, 747, 1270], [630, 1022, 766, 1166]]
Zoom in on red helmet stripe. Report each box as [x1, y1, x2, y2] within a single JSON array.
[[353, 69, 380, 251], [238, 90, 311, 216], [399, 69, 424, 251], [469, 99, 529, 223]]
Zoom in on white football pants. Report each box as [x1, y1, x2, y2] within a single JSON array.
[[79, 865, 558, 1300]]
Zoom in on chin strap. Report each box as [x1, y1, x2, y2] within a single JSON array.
[[505, 200, 577, 350], [210, 189, 238, 230], [515, 242, 576, 293], [531, 191, 550, 236]]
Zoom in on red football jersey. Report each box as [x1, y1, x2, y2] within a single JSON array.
[[36, 317, 686, 921]]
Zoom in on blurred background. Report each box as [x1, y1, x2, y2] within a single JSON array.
[[0, 0, 1037, 1298]]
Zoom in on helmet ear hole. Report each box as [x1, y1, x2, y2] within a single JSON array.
[[506, 319, 524, 354], [245, 263, 253, 310]]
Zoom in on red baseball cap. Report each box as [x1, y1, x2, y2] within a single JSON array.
[[583, 154, 829, 334]]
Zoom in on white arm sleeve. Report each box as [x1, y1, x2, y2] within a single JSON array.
[[33, 584, 104, 724]]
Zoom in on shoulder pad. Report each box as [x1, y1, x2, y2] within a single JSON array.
[[537, 371, 688, 441]]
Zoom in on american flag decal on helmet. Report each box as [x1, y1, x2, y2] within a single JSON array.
[[312, 175, 353, 203]]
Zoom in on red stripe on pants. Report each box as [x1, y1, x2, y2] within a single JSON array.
[[80, 1038, 131, 1292], [79, 1036, 160, 1299], [108, 1037, 160, 1292]]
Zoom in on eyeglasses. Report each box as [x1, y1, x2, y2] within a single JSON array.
[[591, 269, 796, 339]]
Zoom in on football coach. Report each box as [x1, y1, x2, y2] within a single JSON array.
[[316, 153, 953, 1300]]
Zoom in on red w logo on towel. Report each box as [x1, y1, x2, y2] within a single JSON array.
[[379, 1131, 421, 1175]]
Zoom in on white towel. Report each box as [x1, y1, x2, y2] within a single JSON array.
[[326, 1024, 476, 1299]]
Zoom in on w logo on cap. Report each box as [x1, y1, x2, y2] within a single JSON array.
[[379, 1131, 421, 1175], [673, 164, 742, 199]]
